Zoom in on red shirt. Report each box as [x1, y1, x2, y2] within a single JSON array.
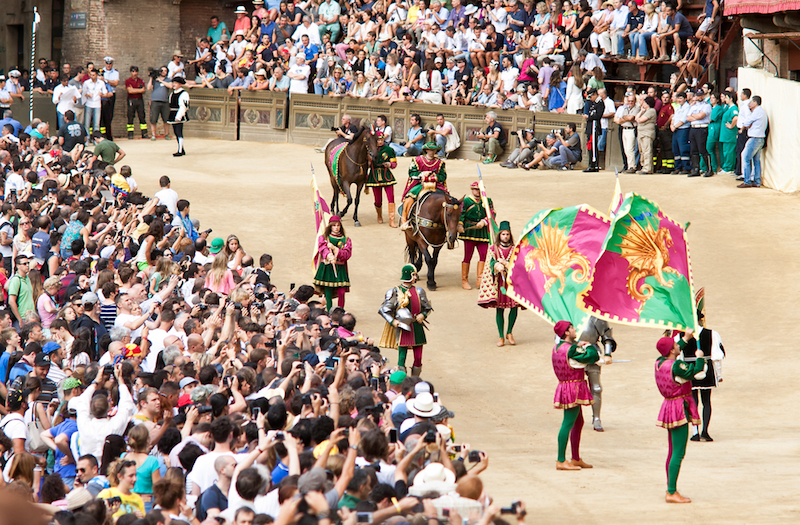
[[125, 77, 145, 99], [657, 103, 674, 128]]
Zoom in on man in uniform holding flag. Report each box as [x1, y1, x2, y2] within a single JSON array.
[[458, 181, 494, 290]]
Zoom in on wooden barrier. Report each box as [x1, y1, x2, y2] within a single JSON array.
[[183, 89, 236, 141], [238, 91, 289, 143]]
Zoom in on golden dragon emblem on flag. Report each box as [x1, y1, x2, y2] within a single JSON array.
[[522, 222, 591, 294], [617, 220, 681, 304]]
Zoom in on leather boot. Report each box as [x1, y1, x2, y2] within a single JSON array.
[[411, 366, 422, 377], [388, 203, 397, 228], [665, 491, 691, 503], [400, 197, 414, 230], [375, 206, 383, 224], [461, 263, 472, 290], [476, 261, 485, 288]]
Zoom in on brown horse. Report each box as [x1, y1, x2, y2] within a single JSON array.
[[325, 126, 380, 227], [405, 191, 463, 290]]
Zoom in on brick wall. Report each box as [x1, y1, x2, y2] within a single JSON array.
[[61, 0, 182, 137]]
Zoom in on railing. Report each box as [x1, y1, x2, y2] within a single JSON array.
[[183, 89, 237, 141], [8, 94, 59, 132]]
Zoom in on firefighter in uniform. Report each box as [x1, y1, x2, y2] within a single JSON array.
[[125, 66, 148, 140]]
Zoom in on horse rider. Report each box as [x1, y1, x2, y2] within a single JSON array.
[[366, 131, 399, 227], [579, 316, 617, 432], [458, 181, 494, 290], [378, 264, 433, 376], [400, 141, 448, 231]]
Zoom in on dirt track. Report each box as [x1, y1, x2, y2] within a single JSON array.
[[127, 137, 799, 524]]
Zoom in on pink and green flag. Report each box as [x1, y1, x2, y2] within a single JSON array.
[[579, 193, 697, 331], [476, 166, 499, 241], [311, 166, 332, 268], [506, 205, 611, 331]]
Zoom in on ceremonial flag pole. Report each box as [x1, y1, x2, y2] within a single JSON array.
[[609, 168, 623, 218], [476, 165, 498, 240], [311, 164, 336, 277], [29, 7, 41, 122]]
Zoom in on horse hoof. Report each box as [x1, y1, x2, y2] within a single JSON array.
[[428, 283, 437, 291], [354, 221, 362, 227]]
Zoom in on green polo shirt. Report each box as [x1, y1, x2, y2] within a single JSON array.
[[8, 273, 34, 319], [93, 139, 120, 163], [338, 493, 361, 510]]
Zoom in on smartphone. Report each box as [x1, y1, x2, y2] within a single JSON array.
[[388, 429, 398, 443], [99, 189, 113, 202], [468, 450, 481, 462], [275, 432, 285, 441], [433, 393, 439, 403], [356, 513, 373, 524], [442, 509, 450, 518], [290, 282, 296, 290], [252, 406, 261, 419], [452, 445, 462, 452]]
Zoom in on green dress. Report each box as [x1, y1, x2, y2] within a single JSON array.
[[366, 145, 397, 186], [459, 195, 493, 242], [313, 234, 352, 289], [706, 104, 725, 172]]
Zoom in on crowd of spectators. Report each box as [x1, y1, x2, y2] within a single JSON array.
[[0, 121, 528, 525]]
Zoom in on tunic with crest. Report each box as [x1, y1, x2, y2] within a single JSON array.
[[313, 234, 351, 289]]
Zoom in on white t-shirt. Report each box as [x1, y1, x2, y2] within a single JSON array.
[[82, 79, 108, 109], [0, 413, 27, 442], [167, 61, 186, 80], [187, 451, 237, 494], [491, 7, 509, 32], [4, 173, 24, 199], [53, 84, 80, 114], [601, 96, 616, 129], [0, 219, 14, 258], [500, 67, 519, 94], [154, 188, 179, 215], [288, 64, 310, 93], [143, 328, 169, 372], [115, 313, 144, 339]]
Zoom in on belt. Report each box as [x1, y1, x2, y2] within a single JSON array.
[[691, 124, 708, 128], [664, 394, 688, 401], [622, 126, 635, 130], [558, 379, 584, 383]]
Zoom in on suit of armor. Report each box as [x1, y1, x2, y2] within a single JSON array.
[[578, 316, 616, 431], [378, 275, 432, 376]]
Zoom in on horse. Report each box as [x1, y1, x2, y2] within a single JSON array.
[[404, 191, 463, 291], [324, 126, 380, 227]]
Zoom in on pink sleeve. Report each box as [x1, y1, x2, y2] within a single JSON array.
[[317, 235, 332, 259], [337, 238, 352, 262], [224, 270, 236, 294]]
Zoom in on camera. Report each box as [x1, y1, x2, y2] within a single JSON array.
[[103, 364, 114, 375], [148, 67, 160, 79], [196, 405, 214, 415], [197, 303, 209, 311], [552, 128, 562, 135], [500, 502, 519, 515], [341, 339, 360, 348], [330, 126, 338, 132], [356, 513, 373, 524], [302, 393, 313, 406], [424, 429, 437, 443], [468, 450, 482, 462], [510, 131, 518, 136]]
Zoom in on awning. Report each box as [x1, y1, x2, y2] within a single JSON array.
[[724, 0, 800, 16]]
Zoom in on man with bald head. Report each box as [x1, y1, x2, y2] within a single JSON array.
[[99, 341, 126, 366], [197, 454, 237, 520], [187, 333, 206, 357]]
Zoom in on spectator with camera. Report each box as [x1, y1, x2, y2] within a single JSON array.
[[147, 66, 173, 140], [545, 124, 582, 170], [500, 128, 538, 168], [521, 133, 559, 170], [472, 111, 505, 164]]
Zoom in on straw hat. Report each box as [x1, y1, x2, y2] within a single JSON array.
[[409, 462, 457, 496]]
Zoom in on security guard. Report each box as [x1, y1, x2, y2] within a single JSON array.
[[583, 88, 603, 173], [125, 66, 148, 140], [100, 56, 120, 139]]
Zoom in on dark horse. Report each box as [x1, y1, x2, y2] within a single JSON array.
[[405, 191, 462, 290], [324, 127, 379, 227]]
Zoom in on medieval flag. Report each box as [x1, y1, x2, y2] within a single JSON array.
[[506, 205, 611, 333], [579, 193, 697, 331], [476, 166, 499, 241], [311, 166, 332, 268], [609, 169, 624, 218]]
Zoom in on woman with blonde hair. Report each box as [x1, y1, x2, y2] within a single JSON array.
[[7, 452, 39, 495], [98, 459, 145, 518], [204, 254, 236, 296], [38, 276, 61, 329]]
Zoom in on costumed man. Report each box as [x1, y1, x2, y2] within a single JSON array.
[[167, 77, 190, 157], [366, 131, 398, 228], [458, 181, 493, 290], [378, 264, 433, 376], [477, 221, 518, 347], [583, 88, 603, 172], [313, 215, 352, 311], [400, 142, 448, 231], [655, 331, 706, 504], [682, 288, 725, 442], [579, 316, 617, 432], [552, 320, 599, 471]]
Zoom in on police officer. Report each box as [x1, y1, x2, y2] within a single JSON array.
[[125, 66, 148, 140], [583, 88, 603, 172], [686, 89, 713, 178], [669, 91, 691, 175], [100, 57, 120, 139]]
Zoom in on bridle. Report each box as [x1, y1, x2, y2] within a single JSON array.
[[416, 199, 459, 249]]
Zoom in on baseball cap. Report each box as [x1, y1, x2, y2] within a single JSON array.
[[34, 352, 51, 367], [81, 291, 99, 305], [389, 370, 407, 385], [42, 341, 61, 355], [209, 237, 224, 254], [63, 377, 83, 391], [180, 377, 198, 389]]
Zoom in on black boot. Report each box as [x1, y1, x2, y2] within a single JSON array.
[[127, 131, 134, 140], [703, 156, 714, 177]]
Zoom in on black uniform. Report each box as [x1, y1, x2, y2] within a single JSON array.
[[585, 98, 603, 169]]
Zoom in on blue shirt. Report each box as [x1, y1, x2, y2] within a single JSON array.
[[741, 105, 768, 138], [50, 419, 79, 479], [8, 361, 32, 384], [298, 43, 319, 60], [31, 231, 51, 261], [674, 102, 691, 129], [0, 350, 10, 384], [271, 460, 289, 485], [688, 101, 711, 126], [0, 118, 22, 137], [176, 211, 198, 242]]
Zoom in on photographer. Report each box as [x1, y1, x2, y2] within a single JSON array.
[[146, 66, 173, 140], [333, 114, 358, 141], [501, 128, 538, 168], [124, 66, 148, 140], [544, 124, 582, 170], [472, 111, 506, 164], [521, 133, 559, 170]]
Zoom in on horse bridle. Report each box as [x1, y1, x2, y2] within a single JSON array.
[[344, 135, 371, 167], [417, 200, 459, 248]]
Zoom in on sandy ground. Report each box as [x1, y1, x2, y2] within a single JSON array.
[[126, 137, 799, 524]]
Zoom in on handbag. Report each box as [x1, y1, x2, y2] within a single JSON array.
[[27, 402, 50, 454]]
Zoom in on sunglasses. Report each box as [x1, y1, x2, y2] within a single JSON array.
[[76, 468, 87, 473], [348, 358, 360, 363]]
